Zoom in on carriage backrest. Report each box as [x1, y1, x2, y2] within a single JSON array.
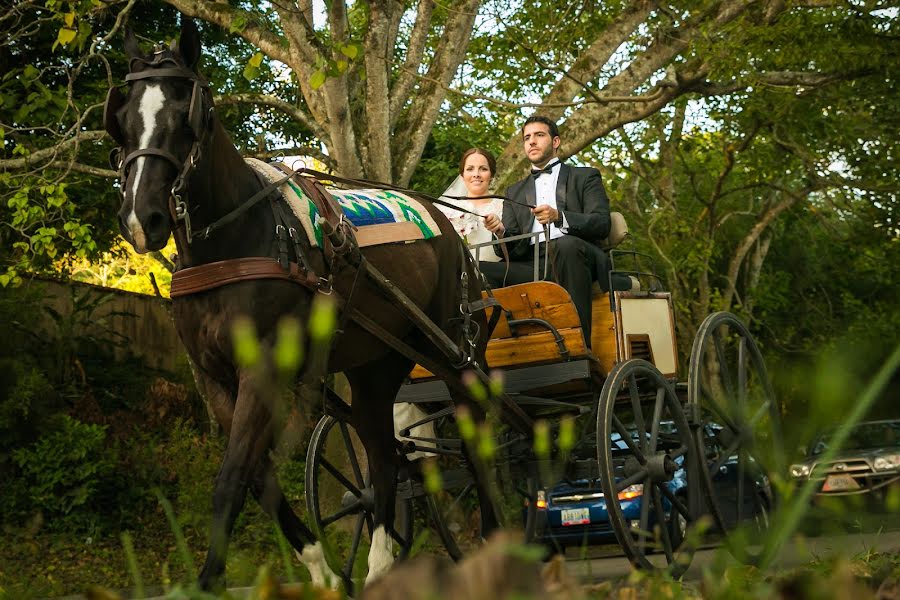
[[602, 212, 629, 250]]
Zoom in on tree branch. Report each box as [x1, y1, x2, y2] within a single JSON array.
[[393, 0, 481, 185], [389, 0, 435, 128], [214, 92, 328, 143], [538, 0, 660, 123], [362, 0, 395, 180], [0, 130, 108, 171]]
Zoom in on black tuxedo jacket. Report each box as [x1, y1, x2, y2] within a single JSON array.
[[495, 163, 612, 260]]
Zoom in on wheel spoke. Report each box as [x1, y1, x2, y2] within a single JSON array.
[[637, 476, 651, 554], [446, 483, 475, 516], [649, 387, 665, 452], [389, 522, 408, 548], [737, 337, 748, 417], [712, 329, 735, 402], [320, 457, 363, 496], [668, 444, 689, 461], [364, 512, 374, 538], [628, 373, 647, 452], [657, 483, 689, 520], [339, 421, 366, 487], [652, 485, 674, 562], [701, 380, 740, 432], [736, 450, 746, 523], [344, 513, 365, 578], [748, 400, 772, 429], [612, 414, 647, 463], [321, 499, 365, 526], [615, 468, 649, 493]]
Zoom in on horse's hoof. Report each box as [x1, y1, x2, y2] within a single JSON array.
[[297, 542, 340, 590], [198, 570, 226, 595]]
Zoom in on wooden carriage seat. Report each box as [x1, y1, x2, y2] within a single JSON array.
[[408, 212, 673, 380]]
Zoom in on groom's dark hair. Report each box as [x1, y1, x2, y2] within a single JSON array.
[[522, 115, 559, 138]]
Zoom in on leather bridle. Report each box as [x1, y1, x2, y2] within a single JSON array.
[[106, 51, 212, 243]]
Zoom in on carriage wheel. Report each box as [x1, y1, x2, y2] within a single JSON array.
[[305, 414, 413, 594], [687, 311, 784, 563], [596, 358, 701, 577], [425, 417, 537, 560]]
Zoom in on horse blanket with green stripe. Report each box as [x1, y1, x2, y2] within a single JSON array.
[[247, 158, 441, 248]]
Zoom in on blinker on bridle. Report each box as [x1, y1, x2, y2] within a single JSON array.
[[107, 50, 212, 243]]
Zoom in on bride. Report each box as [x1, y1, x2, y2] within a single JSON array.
[[438, 148, 504, 262]]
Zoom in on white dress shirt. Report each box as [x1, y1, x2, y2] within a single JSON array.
[[529, 161, 569, 244]]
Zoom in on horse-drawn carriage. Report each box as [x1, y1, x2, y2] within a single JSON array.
[[306, 215, 785, 592], [106, 18, 784, 594]]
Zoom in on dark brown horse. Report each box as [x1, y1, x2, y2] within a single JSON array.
[[105, 17, 495, 592]]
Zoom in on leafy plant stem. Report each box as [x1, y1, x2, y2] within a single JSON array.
[[121, 531, 145, 599], [155, 489, 198, 583]]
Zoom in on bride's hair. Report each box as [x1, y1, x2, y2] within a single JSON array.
[[459, 148, 497, 176]]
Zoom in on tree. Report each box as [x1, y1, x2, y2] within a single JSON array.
[[1, 0, 896, 308]]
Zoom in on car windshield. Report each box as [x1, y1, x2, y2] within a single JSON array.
[[809, 421, 900, 456]]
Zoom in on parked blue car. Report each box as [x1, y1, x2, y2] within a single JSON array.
[[532, 423, 772, 550]]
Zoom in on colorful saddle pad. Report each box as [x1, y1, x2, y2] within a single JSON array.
[[247, 158, 441, 248]]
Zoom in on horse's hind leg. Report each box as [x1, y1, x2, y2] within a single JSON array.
[[345, 355, 413, 586], [198, 370, 276, 591], [248, 456, 338, 588], [448, 385, 501, 537]]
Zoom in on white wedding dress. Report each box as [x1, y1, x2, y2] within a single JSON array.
[[437, 175, 503, 262]]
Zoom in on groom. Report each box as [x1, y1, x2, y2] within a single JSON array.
[[480, 116, 635, 341]]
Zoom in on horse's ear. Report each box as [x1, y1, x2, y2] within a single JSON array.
[[104, 86, 126, 146], [124, 28, 141, 59], [178, 17, 201, 70]]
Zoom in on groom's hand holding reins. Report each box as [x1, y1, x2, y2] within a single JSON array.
[[532, 204, 560, 226]]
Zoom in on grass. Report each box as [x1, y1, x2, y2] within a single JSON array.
[[3, 502, 899, 599], [0, 499, 297, 599]]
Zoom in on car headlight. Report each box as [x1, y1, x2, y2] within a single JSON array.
[[790, 464, 811, 478], [617, 484, 643, 500], [874, 454, 900, 472]]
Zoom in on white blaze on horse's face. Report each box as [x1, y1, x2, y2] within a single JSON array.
[[125, 83, 166, 252], [365, 525, 394, 585]]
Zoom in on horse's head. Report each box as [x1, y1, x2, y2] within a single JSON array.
[[105, 18, 212, 253]]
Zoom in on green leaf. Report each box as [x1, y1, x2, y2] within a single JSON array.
[[229, 14, 247, 34], [308, 295, 336, 344], [57, 27, 76, 46], [242, 63, 259, 81], [22, 65, 39, 82], [273, 316, 303, 376], [248, 52, 263, 68], [339, 43, 358, 60], [310, 70, 326, 90], [231, 317, 261, 368]]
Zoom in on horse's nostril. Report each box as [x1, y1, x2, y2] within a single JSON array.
[[146, 211, 168, 236]]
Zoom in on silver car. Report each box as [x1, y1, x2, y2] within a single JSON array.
[[790, 420, 900, 498]]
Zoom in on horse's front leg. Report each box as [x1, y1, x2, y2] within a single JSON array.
[[248, 454, 339, 588], [346, 359, 410, 587], [198, 370, 274, 592]]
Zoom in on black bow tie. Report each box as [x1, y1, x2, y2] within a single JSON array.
[[531, 161, 559, 179]]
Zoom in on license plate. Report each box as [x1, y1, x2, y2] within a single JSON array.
[[822, 474, 860, 492], [561, 507, 590, 526]]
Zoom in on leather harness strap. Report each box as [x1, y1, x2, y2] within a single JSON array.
[[170, 257, 323, 298]]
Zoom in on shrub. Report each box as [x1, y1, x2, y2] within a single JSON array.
[[0, 359, 60, 455], [10, 415, 116, 530]]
